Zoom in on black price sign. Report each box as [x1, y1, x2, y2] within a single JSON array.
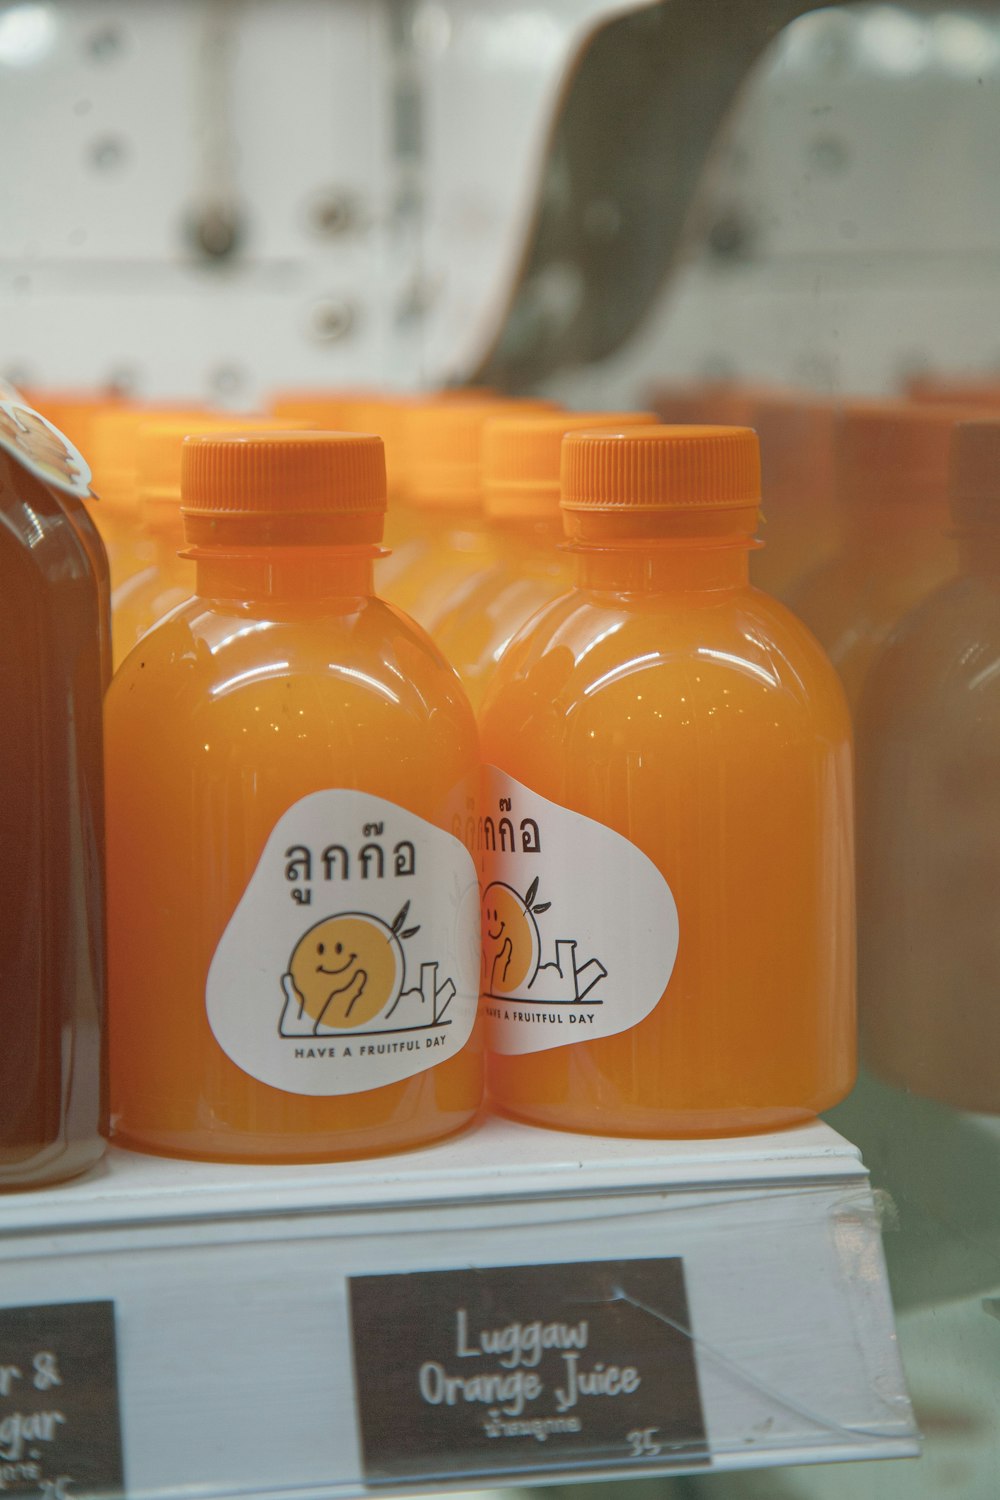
[[349, 1258, 707, 1482], [0, 1302, 124, 1499]]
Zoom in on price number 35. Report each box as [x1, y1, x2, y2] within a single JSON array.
[[626, 1428, 663, 1459]]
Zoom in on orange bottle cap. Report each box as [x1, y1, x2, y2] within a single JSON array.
[[181, 430, 386, 548], [836, 402, 974, 508], [561, 425, 761, 511], [561, 426, 761, 544], [482, 411, 657, 520], [89, 404, 207, 509], [950, 419, 1000, 526], [406, 398, 559, 511]]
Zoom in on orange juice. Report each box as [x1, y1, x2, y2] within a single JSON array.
[[106, 431, 482, 1162], [90, 403, 207, 593], [786, 403, 967, 710], [381, 398, 556, 631], [112, 415, 296, 669], [479, 426, 855, 1138], [434, 411, 655, 713]]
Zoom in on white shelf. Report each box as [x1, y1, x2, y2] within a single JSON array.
[[0, 1118, 918, 1499]]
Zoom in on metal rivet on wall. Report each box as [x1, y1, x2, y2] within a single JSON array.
[[308, 191, 361, 238], [308, 299, 357, 344]]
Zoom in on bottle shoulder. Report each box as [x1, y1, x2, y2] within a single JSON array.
[[0, 481, 97, 587], [859, 573, 1000, 735], [107, 593, 476, 740], [483, 584, 848, 736]]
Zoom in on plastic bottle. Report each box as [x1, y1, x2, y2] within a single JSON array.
[[858, 420, 1000, 1113], [0, 410, 108, 1187], [786, 403, 966, 710], [105, 431, 482, 1162], [381, 397, 557, 632], [89, 403, 207, 593], [433, 411, 655, 713], [112, 414, 295, 669], [17, 393, 119, 683], [479, 425, 855, 1138]]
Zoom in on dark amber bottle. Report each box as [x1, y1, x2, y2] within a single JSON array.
[[0, 440, 108, 1187]]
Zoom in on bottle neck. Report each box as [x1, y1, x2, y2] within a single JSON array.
[[192, 547, 377, 607], [574, 541, 750, 595]]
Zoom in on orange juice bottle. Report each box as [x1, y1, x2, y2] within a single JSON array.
[[786, 403, 967, 710], [433, 411, 655, 713], [0, 418, 107, 1187], [858, 420, 1000, 1112], [112, 414, 295, 669], [381, 397, 556, 631], [479, 426, 855, 1138], [89, 403, 207, 593], [106, 431, 482, 1162]]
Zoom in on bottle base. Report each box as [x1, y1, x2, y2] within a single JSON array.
[[0, 1136, 106, 1192], [489, 1096, 847, 1141], [110, 1109, 482, 1166]]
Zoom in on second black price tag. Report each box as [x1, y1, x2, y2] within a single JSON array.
[[0, 1301, 123, 1499], [349, 1257, 707, 1483]]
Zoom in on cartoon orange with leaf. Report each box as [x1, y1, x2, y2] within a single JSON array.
[[482, 878, 550, 996], [281, 902, 421, 1033], [482, 876, 608, 1003]]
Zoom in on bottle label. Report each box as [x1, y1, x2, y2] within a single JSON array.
[[206, 790, 480, 1096], [480, 769, 679, 1054], [0, 399, 94, 499]]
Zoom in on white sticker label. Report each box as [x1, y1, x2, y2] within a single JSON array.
[[480, 769, 679, 1054], [0, 400, 94, 499], [207, 790, 480, 1095]]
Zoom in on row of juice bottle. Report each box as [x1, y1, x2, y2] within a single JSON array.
[[0, 374, 996, 1188]]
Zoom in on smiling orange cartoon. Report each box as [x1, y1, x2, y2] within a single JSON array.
[[285, 912, 404, 1030], [482, 878, 550, 996]]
